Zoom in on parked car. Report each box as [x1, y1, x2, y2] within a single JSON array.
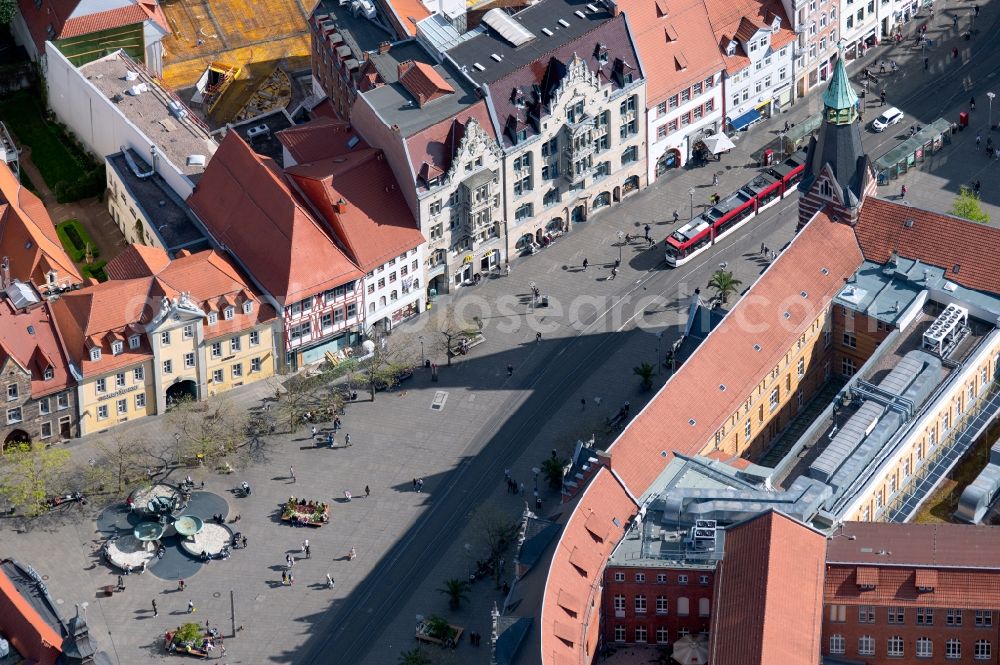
[[872, 107, 904, 132]]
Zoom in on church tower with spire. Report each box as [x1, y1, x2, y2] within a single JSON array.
[[797, 47, 876, 228]]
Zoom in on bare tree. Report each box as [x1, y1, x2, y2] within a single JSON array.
[[94, 430, 152, 494], [272, 372, 344, 432], [359, 338, 416, 401], [166, 398, 249, 466]]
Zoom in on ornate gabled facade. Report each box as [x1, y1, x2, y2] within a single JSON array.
[[409, 112, 507, 293], [797, 51, 876, 228]]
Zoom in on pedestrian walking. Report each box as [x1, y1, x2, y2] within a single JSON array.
[[880, 91, 886, 106], [924, 57, 929, 70], [412, 478, 418, 490], [178, 580, 186, 591], [288, 573, 294, 586], [672, 210, 679, 223], [582, 257, 588, 270], [971, 96, 977, 110], [152, 599, 158, 617], [974, 180, 981, 194], [623, 400, 631, 417], [643, 224, 651, 241], [311, 425, 317, 437], [975, 4, 980, 16], [289, 466, 295, 483], [901, 184, 908, 198], [712, 173, 719, 186], [536, 331, 542, 343], [345, 433, 352, 446], [953, 47, 960, 60], [281, 570, 288, 585], [879, 60, 886, 73], [302, 539, 309, 554], [305, 545, 311, 559], [187, 600, 196, 614], [286, 554, 293, 567], [505, 264, 511, 276], [977, 134, 982, 149], [507, 364, 514, 377], [519, 481, 525, 495], [349, 546, 357, 561], [953, 13, 959, 27], [417, 478, 424, 492], [581, 397, 586, 410], [326, 574, 335, 588]]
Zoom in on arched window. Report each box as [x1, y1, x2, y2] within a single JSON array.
[[390, 290, 398, 302], [379, 296, 386, 307], [698, 597, 710, 617], [369, 302, 375, 313], [820, 179, 832, 197]]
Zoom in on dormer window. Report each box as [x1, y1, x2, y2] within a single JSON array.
[[772, 17, 781, 31], [726, 41, 737, 56], [128, 334, 140, 349], [749, 40, 758, 52], [43, 367, 54, 380], [224, 306, 235, 320], [90, 348, 101, 362], [208, 312, 218, 325], [111, 341, 123, 355], [243, 301, 253, 315], [46, 271, 57, 286]]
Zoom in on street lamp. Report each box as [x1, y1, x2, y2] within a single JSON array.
[[988, 92, 995, 131], [419, 335, 425, 367], [529, 281, 537, 309], [616, 230, 625, 263], [688, 187, 696, 221], [656, 331, 663, 375]]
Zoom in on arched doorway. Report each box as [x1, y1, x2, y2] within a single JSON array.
[[612, 187, 621, 203], [593, 192, 611, 209], [3, 430, 31, 452], [572, 205, 587, 223], [623, 176, 640, 195], [166, 380, 197, 408], [535, 228, 544, 244], [656, 148, 681, 175]]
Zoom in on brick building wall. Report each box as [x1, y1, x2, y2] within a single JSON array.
[[830, 305, 893, 380], [822, 602, 1000, 664], [0, 359, 78, 448], [602, 565, 715, 647]]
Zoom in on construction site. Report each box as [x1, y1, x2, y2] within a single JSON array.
[[158, 0, 312, 126]]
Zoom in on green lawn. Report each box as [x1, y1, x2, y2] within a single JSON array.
[[0, 90, 104, 202], [56, 219, 107, 282]]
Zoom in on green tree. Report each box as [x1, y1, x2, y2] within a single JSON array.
[[541, 456, 567, 490], [0, 0, 16, 25], [0, 443, 71, 517], [438, 578, 470, 610], [633, 361, 655, 391], [950, 186, 990, 224], [398, 648, 432, 665], [707, 270, 743, 304]]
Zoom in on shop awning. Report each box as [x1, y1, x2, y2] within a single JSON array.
[[728, 108, 762, 131]]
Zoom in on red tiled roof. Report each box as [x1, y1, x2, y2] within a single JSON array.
[[104, 243, 171, 279], [0, 298, 76, 398], [275, 117, 369, 165], [702, 0, 795, 74], [378, 0, 430, 36], [397, 60, 454, 106], [15, 0, 157, 54], [709, 510, 826, 665], [541, 469, 636, 664], [188, 132, 363, 306], [286, 149, 424, 272], [607, 211, 863, 496], [0, 566, 62, 665], [52, 246, 275, 376], [619, 0, 724, 102], [825, 566, 1000, 609], [403, 101, 496, 185], [0, 162, 81, 287], [59, 4, 147, 39], [856, 197, 1000, 295], [308, 98, 342, 121]]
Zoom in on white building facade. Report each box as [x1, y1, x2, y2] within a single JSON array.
[[648, 72, 723, 178], [722, 16, 796, 131]]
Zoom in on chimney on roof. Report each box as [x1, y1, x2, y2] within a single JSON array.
[[379, 41, 391, 54], [176, 249, 192, 258], [334, 198, 348, 213], [86, 277, 100, 287]]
